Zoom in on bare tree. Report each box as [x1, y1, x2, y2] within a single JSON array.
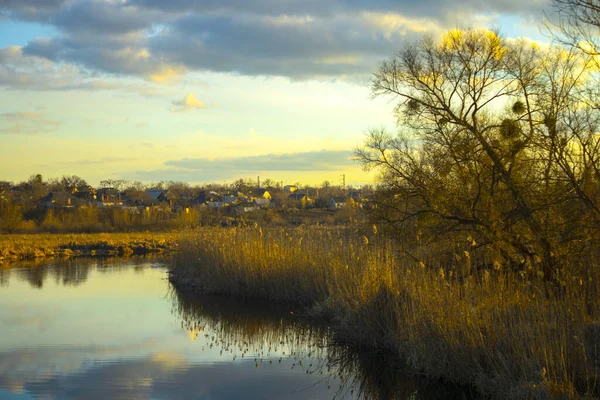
[[358, 29, 600, 282], [549, 0, 600, 55], [59, 175, 88, 194]]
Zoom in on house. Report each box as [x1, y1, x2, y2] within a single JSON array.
[[190, 191, 207, 206], [288, 192, 312, 208], [255, 198, 271, 208], [164, 189, 195, 207], [284, 185, 298, 193], [207, 201, 226, 208], [222, 195, 236, 204], [360, 196, 377, 209], [39, 191, 81, 208], [74, 185, 97, 203], [122, 190, 153, 206], [288, 192, 309, 201], [252, 188, 272, 200], [97, 188, 122, 206], [145, 190, 168, 204], [348, 190, 361, 201], [329, 197, 347, 210]]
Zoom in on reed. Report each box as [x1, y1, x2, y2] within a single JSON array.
[[170, 226, 600, 399]]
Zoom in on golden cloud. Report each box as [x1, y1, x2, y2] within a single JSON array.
[[148, 65, 186, 84], [173, 93, 207, 111]]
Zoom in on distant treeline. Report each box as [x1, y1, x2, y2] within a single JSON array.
[[0, 174, 366, 233]]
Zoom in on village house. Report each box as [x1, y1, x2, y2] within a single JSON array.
[[284, 185, 298, 193], [329, 196, 347, 210], [190, 191, 207, 206], [145, 190, 168, 205], [39, 191, 81, 208], [222, 195, 236, 204], [288, 192, 309, 202], [251, 188, 271, 200], [163, 188, 195, 208], [255, 198, 271, 208], [96, 188, 123, 207], [207, 201, 226, 209], [73, 185, 97, 204], [348, 190, 361, 201]]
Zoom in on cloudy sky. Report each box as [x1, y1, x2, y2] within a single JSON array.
[[0, 0, 548, 186]]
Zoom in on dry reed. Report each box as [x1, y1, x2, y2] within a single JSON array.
[[170, 226, 600, 399]]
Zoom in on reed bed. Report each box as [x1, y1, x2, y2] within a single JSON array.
[[170, 226, 600, 399], [0, 232, 183, 262]]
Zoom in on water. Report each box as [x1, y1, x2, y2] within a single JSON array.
[[0, 258, 476, 400]]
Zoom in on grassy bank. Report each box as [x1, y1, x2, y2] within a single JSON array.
[[170, 226, 600, 399], [0, 232, 182, 263]]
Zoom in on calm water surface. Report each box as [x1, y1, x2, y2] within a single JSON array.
[[0, 258, 474, 400]]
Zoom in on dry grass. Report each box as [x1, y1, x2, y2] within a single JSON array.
[[170, 226, 600, 399], [0, 232, 183, 263]]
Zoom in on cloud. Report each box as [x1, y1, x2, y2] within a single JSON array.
[[0, 348, 338, 400], [1, 0, 548, 82], [148, 65, 186, 84], [0, 111, 60, 134], [50, 0, 162, 35], [0, 0, 69, 22], [129, 0, 545, 21], [125, 150, 356, 182], [148, 12, 407, 80], [167, 150, 355, 171], [172, 93, 207, 111], [0, 44, 166, 94]]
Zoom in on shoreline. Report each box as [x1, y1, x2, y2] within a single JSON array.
[[0, 232, 181, 264]]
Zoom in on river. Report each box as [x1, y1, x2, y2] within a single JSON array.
[[0, 257, 476, 399]]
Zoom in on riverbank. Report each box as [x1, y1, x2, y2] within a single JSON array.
[[169, 226, 600, 399], [0, 232, 181, 263]]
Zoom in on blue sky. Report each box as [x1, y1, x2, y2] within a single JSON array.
[[0, 0, 550, 186]]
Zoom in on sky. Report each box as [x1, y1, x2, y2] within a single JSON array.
[[0, 0, 550, 187]]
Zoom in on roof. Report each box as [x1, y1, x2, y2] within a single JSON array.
[[39, 191, 81, 204], [191, 192, 207, 204], [145, 190, 165, 200], [253, 188, 267, 196]]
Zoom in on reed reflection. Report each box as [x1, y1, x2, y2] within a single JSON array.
[[170, 286, 478, 400]]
